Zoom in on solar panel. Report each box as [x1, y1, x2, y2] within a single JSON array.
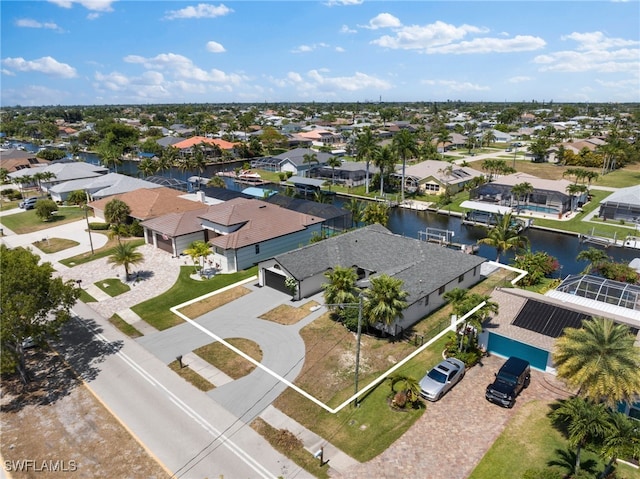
[[512, 300, 591, 338]]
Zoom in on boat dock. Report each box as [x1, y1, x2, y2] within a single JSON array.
[[418, 227, 479, 254]]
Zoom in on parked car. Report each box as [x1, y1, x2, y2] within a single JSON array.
[[485, 356, 531, 408], [19, 197, 38, 210], [419, 357, 466, 401]]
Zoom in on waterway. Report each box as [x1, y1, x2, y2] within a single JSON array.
[[18, 143, 640, 276]]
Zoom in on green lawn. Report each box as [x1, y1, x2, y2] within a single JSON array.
[[0, 206, 87, 234], [131, 266, 257, 330], [108, 313, 142, 338], [60, 238, 144, 267], [469, 400, 640, 479], [95, 278, 131, 297]]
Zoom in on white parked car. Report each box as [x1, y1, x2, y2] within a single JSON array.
[[419, 357, 466, 401]]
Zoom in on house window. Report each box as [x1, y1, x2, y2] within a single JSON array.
[[473, 266, 478, 276], [255, 244, 260, 255], [458, 274, 464, 283], [424, 295, 429, 306], [438, 285, 445, 295]]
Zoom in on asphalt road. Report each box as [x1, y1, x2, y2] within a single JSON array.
[[59, 301, 308, 479]]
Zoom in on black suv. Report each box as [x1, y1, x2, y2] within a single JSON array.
[[485, 357, 531, 408]]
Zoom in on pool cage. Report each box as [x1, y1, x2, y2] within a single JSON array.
[[469, 184, 571, 214], [250, 157, 282, 172], [555, 274, 640, 312]]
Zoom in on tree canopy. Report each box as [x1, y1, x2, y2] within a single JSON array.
[[0, 245, 80, 383]]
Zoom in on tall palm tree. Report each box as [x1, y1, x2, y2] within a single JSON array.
[[510, 182, 533, 211], [552, 317, 640, 407], [107, 242, 144, 281], [566, 183, 587, 212], [392, 129, 418, 203], [373, 145, 395, 196], [322, 266, 360, 312], [355, 127, 378, 194], [481, 130, 496, 148], [326, 156, 342, 190], [344, 198, 365, 228], [207, 176, 227, 189], [158, 146, 178, 178], [575, 247, 609, 274], [138, 157, 159, 179], [550, 397, 610, 474], [477, 213, 528, 262], [302, 152, 318, 177], [436, 129, 452, 159], [363, 274, 408, 329], [600, 412, 640, 478]]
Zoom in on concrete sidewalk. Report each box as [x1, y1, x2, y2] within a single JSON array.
[[180, 352, 360, 475]]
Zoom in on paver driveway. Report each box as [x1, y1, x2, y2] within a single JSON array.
[[336, 354, 571, 479]]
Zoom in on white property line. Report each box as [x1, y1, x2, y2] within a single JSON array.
[[171, 278, 487, 414], [486, 260, 528, 285]]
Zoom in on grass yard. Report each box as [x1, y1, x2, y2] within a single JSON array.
[[108, 313, 142, 338], [259, 300, 320, 325], [177, 285, 252, 319], [95, 278, 131, 297], [271, 311, 448, 462], [194, 338, 262, 380], [469, 399, 640, 479], [132, 266, 257, 330], [77, 288, 97, 303], [32, 237, 79, 253], [0, 206, 87, 234], [59, 237, 143, 267], [168, 360, 214, 392]]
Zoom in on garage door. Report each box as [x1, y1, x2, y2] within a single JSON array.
[[155, 233, 173, 253], [487, 333, 549, 371], [263, 269, 290, 295]]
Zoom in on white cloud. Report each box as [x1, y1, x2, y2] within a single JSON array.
[[325, 0, 363, 6], [306, 69, 392, 91], [340, 24, 357, 34], [533, 31, 640, 73], [421, 79, 489, 92], [48, 0, 114, 12], [16, 18, 63, 31], [335, 46, 345, 53], [363, 13, 402, 30], [164, 3, 233, 20], [206, 41, 226, 53], [2, 56, 77, 78], [429, 35, 546, 54], [291, 43, 330, 53], [1, 69, 16, 76], [372, 20, 489, 51], [1, 85, 72, 106], [123, 52, 246, 84]]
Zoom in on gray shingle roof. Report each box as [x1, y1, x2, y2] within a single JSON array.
[[274, 224, 485, 302]]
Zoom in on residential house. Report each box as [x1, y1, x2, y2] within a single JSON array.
[[258, 224, 486, 336], [140, 197, 324, 272], [268, 148, 336, 177], [8, 161, 108, 192], [599, 184, 640, 223], [48, 172, 162, 202], [0, 149, 50, 172], [469, 172, 581, 216], [89, 187, 207, 222], [314, 161, 381, 188], [397, 160, 483, 195], [171, 136, 237, 157]]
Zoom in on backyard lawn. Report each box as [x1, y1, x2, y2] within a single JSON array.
[[0, 206, 87, 234]]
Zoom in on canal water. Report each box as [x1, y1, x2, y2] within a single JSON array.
[[21, 144, 640, 276]]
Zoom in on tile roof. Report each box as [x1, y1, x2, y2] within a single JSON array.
[[490, 172, 573, 194], [89, 187, 206, 220], [200, 197, 324, 249], [171, 136, 236, 150]]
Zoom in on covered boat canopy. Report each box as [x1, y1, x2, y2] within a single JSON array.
[[460, 200, 513, 215]]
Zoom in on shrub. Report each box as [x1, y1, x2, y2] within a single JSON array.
[[278, 172, 287, 182], [128, 220, 143, 237], [88, 222, 110, 230], [522, 467, 564, 479]]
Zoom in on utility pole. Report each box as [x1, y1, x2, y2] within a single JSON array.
[[353, 293, 363, 407]]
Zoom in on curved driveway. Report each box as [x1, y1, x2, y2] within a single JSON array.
[[137, 284, 327, 422]]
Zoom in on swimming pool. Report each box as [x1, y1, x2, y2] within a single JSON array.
[[519, 204, 559, 214]]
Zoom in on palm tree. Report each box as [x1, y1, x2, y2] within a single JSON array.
[[158, 146, 178, 178], [207, 176, 227, 189], [481, 130, 496, 148], [388, 374, 421, 408], [138, 157, 159, 178], [436, 129, 452, 159], [373, 145, 395, 196], [104, 198, 131, 226], [302, 152, 319, 177], [477, 213, 528, 262], [599, 412, 640, 478], [322, 266, 360, 312], [363, 274, 408, 330], [355, 127, 378, 194], [576, 247, 609, 274], [108, 242, 144, 281], [552, 317, 640, 407], [344, 198, 365, 228], [510, 182, 533, 211], [96, 141, 123, 173], [392, 129, 418, 203], [550, 397, 610, 474], [184, 240, 212, 273], [362, 201, 390, 226], [108, 223, 129, 245], [566, 183, 587, 212], [326, 156, 342, 190]]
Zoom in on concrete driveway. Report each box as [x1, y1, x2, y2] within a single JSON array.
[[137, 283, 329, 423]]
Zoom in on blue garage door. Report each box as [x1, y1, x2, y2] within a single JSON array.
[[487, 333, 549, 371]]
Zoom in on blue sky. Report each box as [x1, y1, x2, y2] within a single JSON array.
[[1, 1, 639, 106]]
